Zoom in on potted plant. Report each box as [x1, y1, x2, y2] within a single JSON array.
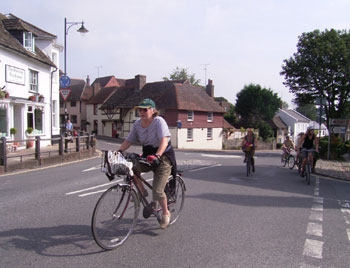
[[0, 90, 7, 99], [26, 127, 34, 148], [29, 95, 36, 101]]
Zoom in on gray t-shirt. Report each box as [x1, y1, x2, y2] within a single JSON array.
[[126, 116, 171, 147]]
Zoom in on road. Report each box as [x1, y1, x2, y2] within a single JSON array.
[[0, 139, 349, 268]]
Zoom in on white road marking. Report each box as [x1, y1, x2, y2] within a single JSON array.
[[300, 263, 320, 268], [82, 165, 100, 172], [306, 222, 323, 237], [201, 154, 242, 158], [188, 163, 222, 172], [347, 229, 350, 243], [79, 189, 108, 197], [313, 197, 324, 204], [309, 211, 323, 222], [303, 239, 324, 259], [65, 180, 121, 195], [311, 204, 323, 212]]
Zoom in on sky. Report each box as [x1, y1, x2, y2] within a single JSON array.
[[3, 0, 350, 107]]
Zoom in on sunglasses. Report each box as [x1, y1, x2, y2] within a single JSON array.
[[138, 108, 149, 112]]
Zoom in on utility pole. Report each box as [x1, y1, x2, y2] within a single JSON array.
[[95, 65, 102, 78]]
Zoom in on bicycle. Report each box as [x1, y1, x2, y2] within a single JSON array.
[[244, 145, 254, 176], [300, 149, 315, 185], [281, 148, 295, 169], [91, 150, 186, 250]]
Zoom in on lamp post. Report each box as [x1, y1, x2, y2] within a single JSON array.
[[63, 18, 88, 127]]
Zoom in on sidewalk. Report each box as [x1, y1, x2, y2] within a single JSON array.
[[315, 154, 350, 181]]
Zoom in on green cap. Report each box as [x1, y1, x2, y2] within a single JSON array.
[[136, 98, 156, 109]]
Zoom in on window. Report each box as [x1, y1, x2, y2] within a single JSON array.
[[71, 115, 77, 124], [52, 100, 57, 128], [207, 112, 213, 122], [187, 128, 193, 140], [27, 106, 43, 134], [23, 32, 35, 52], [207, 128, 213, 139], [60, 101, 64, 108], [0, 108, 8, 136], [70, 101, 76, 107], [187, 111, 194, 121], [29, 70, 38, 92], [93, 104, 98, 115]]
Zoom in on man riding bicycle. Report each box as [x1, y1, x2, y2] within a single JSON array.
[[241, 128, 258, 172], [297, 126, 319, 177]]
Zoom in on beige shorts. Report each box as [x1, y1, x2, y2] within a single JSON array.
[[133, 155, 172, 201]]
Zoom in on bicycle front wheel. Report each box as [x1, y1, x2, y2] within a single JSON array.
[[91, 184, 139, 250], [246, 158, 251, 176], [166, 176, 186, 225], [281, 154, 287, 167], [288, 155, 295, 169]]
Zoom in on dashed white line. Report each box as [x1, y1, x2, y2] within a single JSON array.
[[309, 211, 323, 222], [303, 239, 324, 259], [347, 229, 350, 242], [306, 222, 323, 237], [201, 154, 242, 158]]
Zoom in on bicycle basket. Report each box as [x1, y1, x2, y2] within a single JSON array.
[[101, 151, 133, 179]]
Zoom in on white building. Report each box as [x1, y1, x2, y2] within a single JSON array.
[[0, 13, 61, 148], [277, 109, 310, 143]]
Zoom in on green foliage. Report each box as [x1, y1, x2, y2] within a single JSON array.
[[26, 127, 33, 134], [223, 103, 237, 126], [257, 121, 273, 141], [163, 67, 201, 86], [296, 104, 317, 121], [10, 128, 17, 135], [235, 83, 281, 129], [319, 136, 349, 159], [281, 29, 350, 126]]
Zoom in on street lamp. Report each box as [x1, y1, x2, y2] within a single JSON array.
[[64, 18, 89, 76], [63, 18, 88, 127]]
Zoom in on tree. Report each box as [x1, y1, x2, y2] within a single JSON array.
[[235, 83, 282, 129], [281, 29, 350, 127], [296, 103, 317, 121], [163, 67, 201, 86]]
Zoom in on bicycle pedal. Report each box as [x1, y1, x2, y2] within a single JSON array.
[[143, 203, 155, 219]]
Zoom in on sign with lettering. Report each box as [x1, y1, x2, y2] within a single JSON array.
[[60, 89, 71, 101], [331, 126, 346, 134], [5, 65, 25, 85], [330, 118, 348, 126]]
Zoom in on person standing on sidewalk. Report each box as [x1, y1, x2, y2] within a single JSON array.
[[118, 98, 176, 229]]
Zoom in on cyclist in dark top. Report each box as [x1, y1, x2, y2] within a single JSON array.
[[297, 126, 319, 176]]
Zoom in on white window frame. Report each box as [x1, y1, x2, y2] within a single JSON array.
[[207, 128, 213, 139], [207, 112, 213, 122], [187, 111, 194, 121], [29, 69, 38, 92], [27, 105, 44, 134], [23, 32, 35, 52], [187, 128, 193, 140], [52, 100, 57, 128]]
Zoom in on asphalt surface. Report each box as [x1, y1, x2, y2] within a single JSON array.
[[0, 139, 349, 267]]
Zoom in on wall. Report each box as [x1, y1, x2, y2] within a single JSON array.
[[177, 127, 223, 150]]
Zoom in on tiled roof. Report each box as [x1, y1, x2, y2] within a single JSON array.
[[86, 87, 118, 104], [284, 109, 310, 123], [91, 76, 115, 88], [101, 80, 225, 113], [0, 13, 55, 67], [271, 115, 288, 129]]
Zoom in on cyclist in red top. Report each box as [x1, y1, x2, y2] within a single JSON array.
[[241, 128, 258, 172]]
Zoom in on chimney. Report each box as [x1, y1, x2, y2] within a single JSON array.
[[206, 79, 214, 97], [86, 75, 90, 86], [135, 74, 146, 91], [93, 80, 101, 96]]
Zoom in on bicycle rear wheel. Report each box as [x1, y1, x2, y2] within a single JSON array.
[[288, 155, 295, 169], [165, 176, 186, 225], [91, 184, 139, 250]]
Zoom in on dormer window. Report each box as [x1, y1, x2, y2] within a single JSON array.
[[23, 32, 35, 52]]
